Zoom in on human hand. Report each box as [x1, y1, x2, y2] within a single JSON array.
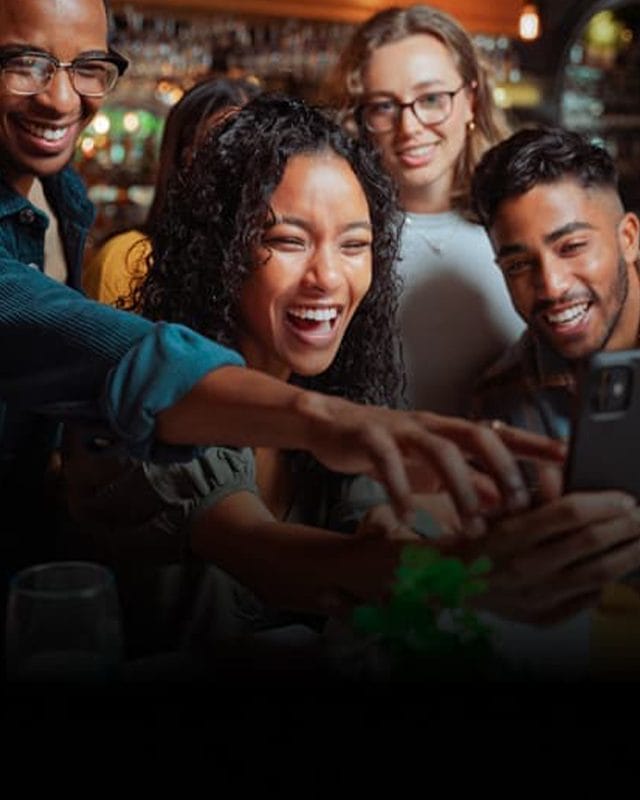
[[353, 503, 420, 543], [420, 414, 567, 509], [451, 490, 640, 625], [319, 504, 421, 618], [303, 396, 565, 536]]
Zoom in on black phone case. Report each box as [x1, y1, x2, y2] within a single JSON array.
[[564, 348, 640, 499]]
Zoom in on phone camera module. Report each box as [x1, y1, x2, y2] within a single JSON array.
[[592, 366, 633, 413]]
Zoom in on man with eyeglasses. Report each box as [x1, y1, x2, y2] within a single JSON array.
[[0, 48, 126, 100], [0, 0, 563, 596]]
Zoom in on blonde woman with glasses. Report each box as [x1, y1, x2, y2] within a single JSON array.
[[328, 5, 524, 416]]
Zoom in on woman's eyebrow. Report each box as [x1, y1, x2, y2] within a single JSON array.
[[342, 221, 373, 232], [365, 79, 447, 99], [270, 215, 372, 232]]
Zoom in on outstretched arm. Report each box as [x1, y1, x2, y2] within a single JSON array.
[[160, 368, 566, 528], [190, 492, 419, 616], [2, 259, 564, 525]]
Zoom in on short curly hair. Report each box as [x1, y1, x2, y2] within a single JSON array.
[[133, 93, 405, 408], [472, 126, 619, 230]]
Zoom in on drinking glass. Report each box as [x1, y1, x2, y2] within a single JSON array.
[[5, 561, 123, 685]]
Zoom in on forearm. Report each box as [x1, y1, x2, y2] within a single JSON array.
[[0, 259, 245, 443], [191, 517, 353, 614], [156, 366, 337, 451], [0, 258, 150, 405], [189, 492, 398, 615]]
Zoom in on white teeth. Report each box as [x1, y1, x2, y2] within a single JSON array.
[[545, 303, 589, 325], [401, 144, 435, 157], [22, 121, 68, 141], [288, 307, 339, 322]]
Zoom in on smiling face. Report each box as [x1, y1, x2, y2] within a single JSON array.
[[237, 151, 373, 380], [0, 0, 108, 195], [361, 33, 474, 213], [490, 179, 640, 361]]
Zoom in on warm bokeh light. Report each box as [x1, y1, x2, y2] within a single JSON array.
[[80, 137, 95, 156], [154, 80, 184, 107], [519, 3, 541, 42], [493, 81, 541, 109], [123, 112, 141, 133], [587, 11, 620, 47], [92, 113, 111, 135]]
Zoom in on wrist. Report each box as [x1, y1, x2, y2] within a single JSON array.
[[291, 389, 349, 452]]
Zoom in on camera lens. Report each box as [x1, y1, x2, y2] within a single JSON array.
[[592, 366, 632, 413]]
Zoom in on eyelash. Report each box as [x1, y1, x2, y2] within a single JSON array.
[[263, 236, 372, 251], [504, 261, 531, 277], [561, 240, 586, 254], [263, 236, 305, 249], [504, 243, 590, 277]]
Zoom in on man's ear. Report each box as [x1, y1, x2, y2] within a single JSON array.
[[619, 211, 640, 264]]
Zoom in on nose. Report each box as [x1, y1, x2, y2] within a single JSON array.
[[536, 255, 571, 299], [397, 103, 424, 136], [36, 68, 82, 115], [302, 245, 343, 293]]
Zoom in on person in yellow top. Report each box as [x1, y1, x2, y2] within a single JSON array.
[[83, 76, 261, 305], [83, 228, 148, 305]]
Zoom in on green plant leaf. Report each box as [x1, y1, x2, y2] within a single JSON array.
[[350, 544, 495, 677]]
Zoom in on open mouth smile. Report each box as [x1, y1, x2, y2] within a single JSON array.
[[285, 304, 343, 341], [12, 117, 79, 152], [18, 120, 71, 141], [543, 300, 591, 329], [396, 142, 438, 168]]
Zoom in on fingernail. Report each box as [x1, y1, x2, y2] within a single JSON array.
[[505, 472, 526, 492], [506, 488, 530, 513]]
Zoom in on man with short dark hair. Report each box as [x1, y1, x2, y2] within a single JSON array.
[[471, 126, 639, 439], [466, 127, 640, 667]]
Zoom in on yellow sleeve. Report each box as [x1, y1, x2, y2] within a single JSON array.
[[83, 229, 151, 306]]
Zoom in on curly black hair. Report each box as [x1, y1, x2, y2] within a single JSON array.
[[472, 126, 619, 230], [132, 93, 405, 409]]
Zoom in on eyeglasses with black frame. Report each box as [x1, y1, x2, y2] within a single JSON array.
[[357, 84, 468, 134], [0, 48, 129, 98]]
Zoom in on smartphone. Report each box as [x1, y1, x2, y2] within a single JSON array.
[[564, 348, 640, 498]]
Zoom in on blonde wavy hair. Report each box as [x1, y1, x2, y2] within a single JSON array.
[[326, 4, 510, 213]]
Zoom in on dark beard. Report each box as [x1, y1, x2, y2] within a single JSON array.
[[598, 254, 630, 352]]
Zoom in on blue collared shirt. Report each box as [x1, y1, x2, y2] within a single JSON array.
[[0, 168, 244, 482]]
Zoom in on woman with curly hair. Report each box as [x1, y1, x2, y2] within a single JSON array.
[[137, 96, 403, 412], [327, 5, 524, 416], [61, 93, 424, 652], [61, 94, 564, 661]]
